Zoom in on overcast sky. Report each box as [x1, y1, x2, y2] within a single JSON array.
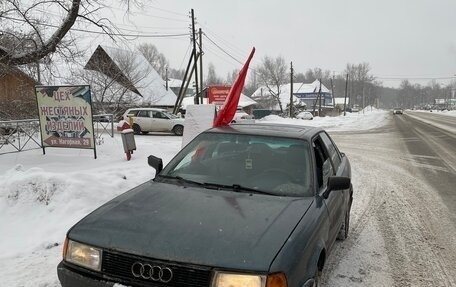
[[99, 0, 456, 88]]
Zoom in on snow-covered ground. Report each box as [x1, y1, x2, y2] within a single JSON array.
[[411, 109, 456, 117], [0, 108, 389, 287]]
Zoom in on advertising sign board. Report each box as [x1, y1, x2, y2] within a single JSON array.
[[35, 85, 97, 158], [208, 86, 231, 107]]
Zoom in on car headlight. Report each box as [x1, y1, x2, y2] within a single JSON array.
[[212, 272, 287, 287], [64, 239, 102, 271], [212, 272, 266, 287]]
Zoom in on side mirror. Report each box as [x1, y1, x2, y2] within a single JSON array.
[[323, 176, 350, 198], [148, 155, 163, 174]]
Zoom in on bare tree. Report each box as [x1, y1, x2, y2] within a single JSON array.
[[256, 55, 288, 113], [225, 69, 239, 85], [205, 63, 223, 86], [345, 62, 375, 108], [137, 43, 169, 78], [69, 49, 150, 118], [0, 0, 134, 67]]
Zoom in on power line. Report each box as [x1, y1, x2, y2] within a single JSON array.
[[1, 15, 189, 38], [107, 6, 188, 22], [199, 24, 249, 60], [146, 5, 189, 17], [33, 8, 189, 33], [376, 76, 455, 81], [203, 32, 258, 75]]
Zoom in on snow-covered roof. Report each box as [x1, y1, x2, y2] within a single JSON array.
[[334, 97, 349, 105], [86, 45, 177, 106], [168, 78, 183, 88], [251, 80, 331, 110]]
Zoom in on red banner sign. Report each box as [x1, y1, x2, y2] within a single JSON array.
[[208, 86, 231, 105]]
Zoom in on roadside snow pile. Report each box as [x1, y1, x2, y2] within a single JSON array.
[[259, 107, 388, 131], [0, 163, 134, 258]]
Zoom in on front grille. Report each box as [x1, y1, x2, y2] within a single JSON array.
[[102, 250, 212, 287]]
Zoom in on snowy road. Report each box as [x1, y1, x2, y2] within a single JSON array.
[[322, 111, 456, 286]]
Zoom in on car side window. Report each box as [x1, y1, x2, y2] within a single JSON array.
[[137, 110, 150, 118], [319, 132, 342, 170], [128, 110, 139, 117], [313, 137, 334, 189], [153, 111, 168, 119]]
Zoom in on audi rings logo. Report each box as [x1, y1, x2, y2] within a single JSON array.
[[131, 262, 173, 283]]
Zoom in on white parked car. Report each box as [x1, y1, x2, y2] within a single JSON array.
[[231, 109, 255, 123], [122, 108, 185, 135], [296, 111, 314, 120]]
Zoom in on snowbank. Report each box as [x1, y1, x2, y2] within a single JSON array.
[[260, 106, 388, 132]]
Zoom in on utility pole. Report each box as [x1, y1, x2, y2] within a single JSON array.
[[331, 73, 335, 108], [289, 61, 294, 117], [173, 51, 195, 114], [318, 79, 322, 117], [165, 67, 169, 91], [199, 28, 203, 104], [362, 83, 365, 114], [343, 74, 348, 116], [191, 9, 199, 102]]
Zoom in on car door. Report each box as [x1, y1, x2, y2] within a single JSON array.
[[312, 134, 344, 246], [134, 110, 153, 131], [152, 111, 173, 132]]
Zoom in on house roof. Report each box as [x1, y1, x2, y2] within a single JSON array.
[[0, 64, 38, 84], [334, 97, 349, 105], [180, 93, 257, 109], [251, 80, 331, 110], [85, 45, 177, 106]]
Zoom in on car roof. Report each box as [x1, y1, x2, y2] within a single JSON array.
[[125, 108, 166, 112], [205, 123, 323, 140]]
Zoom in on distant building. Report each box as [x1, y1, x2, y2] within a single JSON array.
[[251, 80, 332, 112], [334, 97, 350, 110], [0, 66, 38, 119], [167, 78, 194, 98]]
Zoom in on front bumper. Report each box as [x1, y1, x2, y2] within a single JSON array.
[[57, 261, 114, 287]]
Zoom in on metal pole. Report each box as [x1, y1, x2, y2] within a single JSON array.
[[199, 28, 203, 104], [191, 9, 199, 100], [165, 67, 168, 91], [173, 49, 194, 114], [343, 74, 348, 116], [289, 61, 294, 118], [318, 79, 322, 117]]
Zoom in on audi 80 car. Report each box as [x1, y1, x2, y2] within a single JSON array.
[[57, 123, 353, 287]]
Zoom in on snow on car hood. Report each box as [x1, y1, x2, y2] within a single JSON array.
[[68, 181, 314, 271]]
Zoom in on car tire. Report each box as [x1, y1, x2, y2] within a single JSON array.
[[173, 125, 184, 136], [132, 124, 141, 135], [141, 131, 149, 135], [312, 266, 321, 287], [337, 200, 351, 240]]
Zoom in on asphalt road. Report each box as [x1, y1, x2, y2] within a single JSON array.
[[321, 111, 456, 287]]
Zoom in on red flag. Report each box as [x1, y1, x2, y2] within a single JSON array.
[[213, 47, 255, 127]]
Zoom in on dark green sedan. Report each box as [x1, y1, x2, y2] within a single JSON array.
[[58, 123, 352, 287]]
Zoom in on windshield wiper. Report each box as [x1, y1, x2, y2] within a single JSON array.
[[203, 182, 275, 196], [157, 175, 205, 186], [157, 175, 274, 195]]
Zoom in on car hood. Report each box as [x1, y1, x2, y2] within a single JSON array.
[[68, 181, 314, 271]]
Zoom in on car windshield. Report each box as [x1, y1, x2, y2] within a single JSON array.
[[163, 111, 178, 119], [160, 132, 313, 197]]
